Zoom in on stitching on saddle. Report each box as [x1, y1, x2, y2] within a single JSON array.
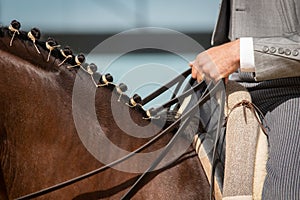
[[227, 100, 269, 137]]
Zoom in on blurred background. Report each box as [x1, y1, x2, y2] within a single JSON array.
[[0, 0, 220, 107]]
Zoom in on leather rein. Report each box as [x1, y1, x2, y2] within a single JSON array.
[[16, 68, 226, 200]]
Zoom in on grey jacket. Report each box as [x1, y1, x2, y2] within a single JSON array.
[[212, 0, 300, 81]]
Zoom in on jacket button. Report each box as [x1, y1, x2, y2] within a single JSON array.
[[270, 47, 276, 53], [278, 48, 284, 54], [262, 46, 269, 53], [285, 49, 291, 56], [292, 50, 299, 56]]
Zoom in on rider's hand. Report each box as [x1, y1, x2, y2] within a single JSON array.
[[189, 39, 240, 83]]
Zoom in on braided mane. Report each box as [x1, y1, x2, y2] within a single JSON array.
[[0, 20, 153, 119], [0, 20, 85, 72]]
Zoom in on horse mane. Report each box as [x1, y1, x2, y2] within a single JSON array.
[[0, 24, 64, 72], [0, 20, 154, 119]]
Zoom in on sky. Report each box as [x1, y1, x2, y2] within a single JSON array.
[[0, 0, 220, 33]]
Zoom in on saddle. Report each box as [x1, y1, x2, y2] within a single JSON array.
[[191, 81, 268, 200]]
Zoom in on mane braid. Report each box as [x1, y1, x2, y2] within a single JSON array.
[[0, 20, 157, 120]]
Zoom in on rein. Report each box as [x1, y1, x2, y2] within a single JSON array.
[[141, 68, 192, 106], [12, 60, 224, 199], [144, 79, 205, 119], [14, 71, 211, 200], [16, 76, 225, 200], [121, 79, 225, 199], [210, 87, 226, 200]]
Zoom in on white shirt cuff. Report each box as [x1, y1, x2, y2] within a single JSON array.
[[240, 37, 255, 72]]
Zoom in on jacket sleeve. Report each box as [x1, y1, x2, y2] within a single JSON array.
[[253, 33, 300, 81]]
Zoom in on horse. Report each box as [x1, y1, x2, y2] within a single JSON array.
[[0, 21, 211, 199]]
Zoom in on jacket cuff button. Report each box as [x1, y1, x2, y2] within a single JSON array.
[[285, 49, 291, 56], [292, 50, 299, 56], [262, 46, 269, 53], [278, 48, 284, 54], [270, 47, 276, 53]]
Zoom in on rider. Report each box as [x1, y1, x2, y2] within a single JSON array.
[[189, 0, 300, 199]]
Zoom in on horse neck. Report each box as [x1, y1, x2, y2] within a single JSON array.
[[0, 36, 165, 197], [0, 38, 74, 130], [0, 33, 162, 148], [0, 39, 83, 192], [0, 35, 159, 156]]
